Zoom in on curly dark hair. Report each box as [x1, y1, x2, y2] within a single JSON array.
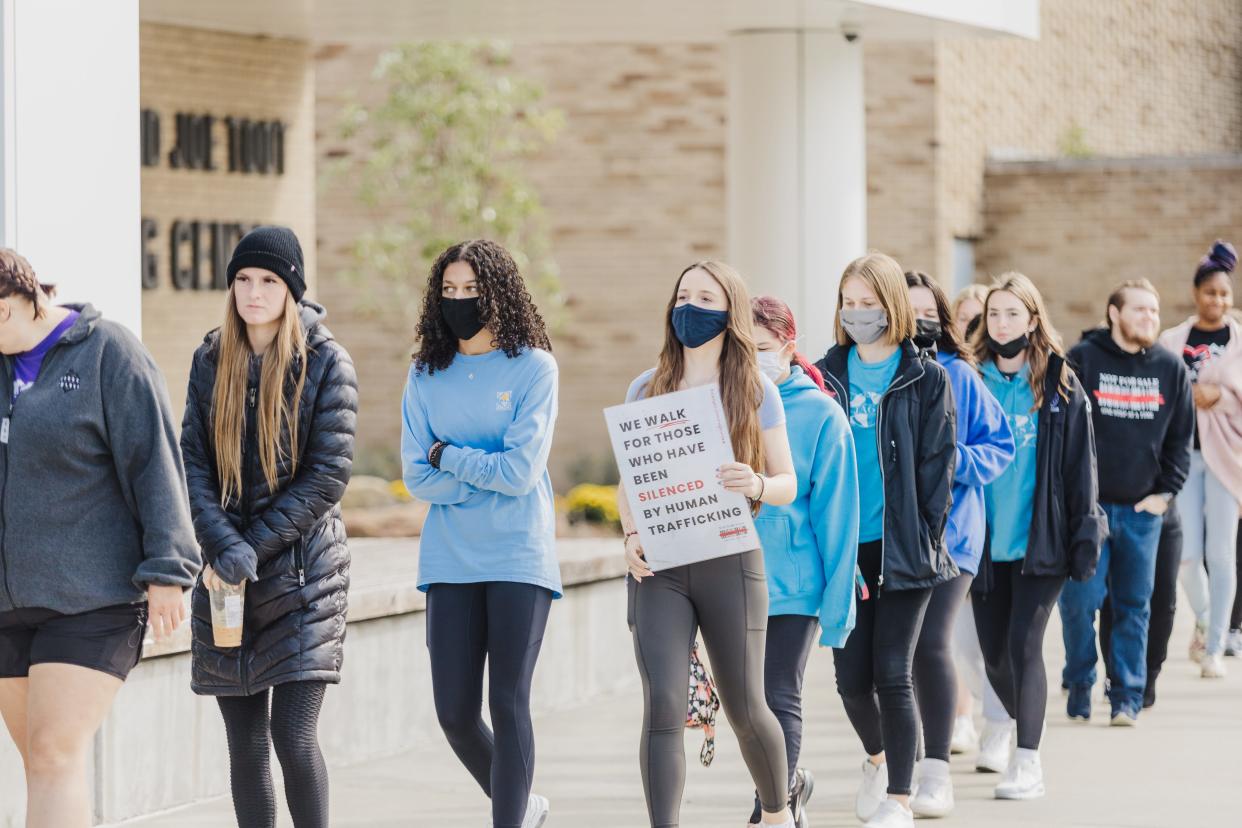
[[412, 239, 552, 373]]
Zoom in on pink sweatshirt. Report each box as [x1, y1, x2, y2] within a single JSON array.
[[1159, 316, 1242, 506]]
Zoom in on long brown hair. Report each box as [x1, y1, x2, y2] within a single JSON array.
[[905, 270, 976, 368], [834, 252, 917, 346], [212, 288, 309, 505], [970, 272, 1072, 410], [0, 248, 56, 319], [646, 261, 764, 507]]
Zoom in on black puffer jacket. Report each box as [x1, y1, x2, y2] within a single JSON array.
[[182, 302, 358, 696], [815, 340, 959, 592]]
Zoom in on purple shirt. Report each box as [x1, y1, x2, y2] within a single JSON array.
[[12, 310, 79, 401]]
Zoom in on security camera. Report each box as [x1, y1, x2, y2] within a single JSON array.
[[843, 28, 860, 43]]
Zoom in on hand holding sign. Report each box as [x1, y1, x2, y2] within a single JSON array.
[[605, 384, 758, 571]]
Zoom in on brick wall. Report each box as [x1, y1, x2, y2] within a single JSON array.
[[864, 0, 1242, 282], [976, 156, 1242, 342], [140, 23, 316, 418], [315, 43, 727, 483]]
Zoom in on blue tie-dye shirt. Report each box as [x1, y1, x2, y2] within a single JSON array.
[[848, 346, 902, 543], [981, 360, 1039, 562]]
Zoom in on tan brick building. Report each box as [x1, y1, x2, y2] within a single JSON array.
[[136, 0, 1242, 486]]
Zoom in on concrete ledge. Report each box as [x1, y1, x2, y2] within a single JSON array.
[[0, 535, 633, 827], [985, 152, 1242, 176], [141, 536, 627, 658]]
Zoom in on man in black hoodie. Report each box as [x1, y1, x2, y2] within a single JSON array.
[[1060, 279, 1194, 725]]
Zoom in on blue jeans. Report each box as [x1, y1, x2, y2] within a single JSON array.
[[1060, 503, 1163, 710]]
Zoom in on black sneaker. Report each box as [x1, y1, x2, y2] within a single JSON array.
[[1067, 684, 1091, 721]]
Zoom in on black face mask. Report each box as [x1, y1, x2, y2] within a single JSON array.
[[914, 319, 942, 351], [441, 298, 485, 341], [986, 333, 1030, 360], [964, 314, 982, 340]]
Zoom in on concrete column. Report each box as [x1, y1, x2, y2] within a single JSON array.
[[0, 0, 141, 335], [727, 28, 865, 360]]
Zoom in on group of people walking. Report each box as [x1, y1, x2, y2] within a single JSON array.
[[0, 226, 1235, 828]]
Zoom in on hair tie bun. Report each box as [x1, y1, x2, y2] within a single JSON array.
[[1209, 240, 1237, 273], [1195, 239, 1236, 285]]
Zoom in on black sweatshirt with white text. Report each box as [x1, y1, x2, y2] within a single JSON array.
[[1067, 328, 1194, 505]]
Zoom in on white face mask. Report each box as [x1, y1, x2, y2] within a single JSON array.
[[757, 350, 786, 382]]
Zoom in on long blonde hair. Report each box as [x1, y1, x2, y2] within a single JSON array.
[[646, 261, 764, 508], [970, 272, 1072, 410], [834, 252, 917, 346], [212, 288, 309, 506]]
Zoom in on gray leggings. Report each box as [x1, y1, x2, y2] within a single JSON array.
[[627, 548, 788, 827]]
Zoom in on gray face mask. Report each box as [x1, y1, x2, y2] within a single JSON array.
[[841, 308, 889, 345]]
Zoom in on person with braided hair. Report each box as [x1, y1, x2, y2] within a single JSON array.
[[1159, 240, 1242, 678], [400, 239, 559, 828]]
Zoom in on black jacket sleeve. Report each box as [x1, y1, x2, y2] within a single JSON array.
[[180, 348, 258, 584], [243, 342, 358, 565], [1156, 362, 1194, 497], [1063, 375, 1109, 581], [916, 361, 957, 549]]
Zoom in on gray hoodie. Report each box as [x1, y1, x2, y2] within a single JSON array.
[[0, 304, 201, 614]]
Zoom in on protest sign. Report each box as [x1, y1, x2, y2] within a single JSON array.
[[604, 383, 758, 570]]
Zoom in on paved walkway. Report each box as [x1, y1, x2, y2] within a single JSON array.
[[124, 603, 1236, 827]]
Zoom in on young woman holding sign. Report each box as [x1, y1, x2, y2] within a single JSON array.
[[744, 295, 860, 828], [812, 252, 957, 828], [182, 226, 358, 828], [401, 240, 559, 828], [619, 261, 799, 828]]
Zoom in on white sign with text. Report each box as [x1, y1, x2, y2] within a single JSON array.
[[605, 384, 758, 571]]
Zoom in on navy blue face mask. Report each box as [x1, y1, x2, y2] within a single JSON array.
[[671, 303, 729, 349]]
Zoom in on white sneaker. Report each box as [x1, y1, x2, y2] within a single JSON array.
[[1189, 621, 1207, 663], [910, 758, 954, 818], [521, 794, 549, 828], [949, 715, 977, 755], [864, 799, 913, 827], [855, 759, 888, 822], [1226, 629, 1242, 657], [994, 748, 1045, 800], [975, 719, 1013, 774], [1202, 652, 1228, 678]]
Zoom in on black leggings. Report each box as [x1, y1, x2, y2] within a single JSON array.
[[1102, 503, 1182, 697], [973, 560, 1064, 750], [627, 548, 789, 827], [216, 681, 329, 828], [427, 581, 552, 828], [913, 573, 973, 762], [832, 541, 932, 797], [764, 614, 819, 788], [1232, 518, 1242, 630]]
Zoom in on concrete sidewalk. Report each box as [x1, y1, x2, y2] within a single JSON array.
[[124, 602, 1235, 827]]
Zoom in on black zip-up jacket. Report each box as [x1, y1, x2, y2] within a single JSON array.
[[978, 352, 1108, 591], [181, 302, 358, 696], [814, 340, 958, 591], [1067, 328, 1193, 505]]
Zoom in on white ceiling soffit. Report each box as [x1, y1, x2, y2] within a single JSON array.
[[139, 0, 1039, 43]]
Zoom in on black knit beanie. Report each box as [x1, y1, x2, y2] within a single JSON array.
[[226, 225, 306, 301]]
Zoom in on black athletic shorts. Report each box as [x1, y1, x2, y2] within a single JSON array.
[[0, 602, 148, 681]]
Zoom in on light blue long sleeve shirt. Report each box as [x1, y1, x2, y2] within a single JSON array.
[[401, 347, 562, 596]]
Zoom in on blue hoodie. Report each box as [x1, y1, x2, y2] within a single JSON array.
[[936, 351, 1016, 574], [754, 366, 860, 647]]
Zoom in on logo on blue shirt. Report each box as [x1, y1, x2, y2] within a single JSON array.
[[496, 390, 512, 411], [849, 390, 883, 429]]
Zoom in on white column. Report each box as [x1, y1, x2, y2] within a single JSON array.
[[727, 29, 865, 360], [0, 0, 141, 335]]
